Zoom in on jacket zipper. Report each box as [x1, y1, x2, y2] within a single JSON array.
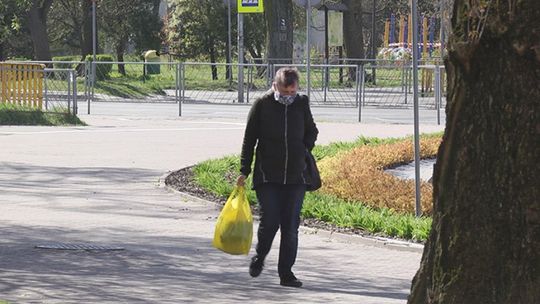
[[283, 104, 288, 184]]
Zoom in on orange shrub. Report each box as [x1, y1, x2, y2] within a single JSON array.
[[319, 137, 441, 215]]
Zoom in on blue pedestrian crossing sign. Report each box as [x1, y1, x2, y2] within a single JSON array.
[[238, 0, 264, 13]]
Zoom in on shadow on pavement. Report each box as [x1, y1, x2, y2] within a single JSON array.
[[0, 162, 412, 303]]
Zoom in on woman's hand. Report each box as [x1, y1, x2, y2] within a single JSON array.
[[236, 175, 246, 187]]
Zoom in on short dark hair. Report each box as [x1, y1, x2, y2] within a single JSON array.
[[274, 67, 299, 87]]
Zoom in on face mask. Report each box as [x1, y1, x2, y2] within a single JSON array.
[[274, 91, 297, 105]]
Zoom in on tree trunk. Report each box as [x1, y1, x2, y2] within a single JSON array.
[[151, 0, 161, 17], [27, 0, 54, 63], [210, 46, 218, 80], [264, 0, 293, 63], [116, 43, 126, 76], [81, 0, 94, 60], [249, 46, 265, 78], [226, 32, 232, 81], [343, 0, 364, 81], [408, 1, 540, 303]]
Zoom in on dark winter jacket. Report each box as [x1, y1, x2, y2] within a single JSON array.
[[240, 90, 319, 188]]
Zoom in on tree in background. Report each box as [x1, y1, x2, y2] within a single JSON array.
[[48, 0, 85, 56], [99, 0, 162, 74], [408, 0, 540, 302], [243, 13, 266, 64], [48, 0, 161, 63], [343, 0, 364, 60], [0, 0, 32, 60], [127, 0, 162, 55], [47, 0, 95, 61], [342, 0, 364, 80], [27, 0, 54, 62], [168, 0, 227, 80], [264, 0, 294, 63]]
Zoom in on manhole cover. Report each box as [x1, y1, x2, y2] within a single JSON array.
[[35, 243, 125, 251]]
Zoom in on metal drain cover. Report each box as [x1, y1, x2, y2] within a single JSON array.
[[35, 243, 125, 251]]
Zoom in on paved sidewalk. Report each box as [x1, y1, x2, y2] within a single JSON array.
[[0, 115, 442, 303]]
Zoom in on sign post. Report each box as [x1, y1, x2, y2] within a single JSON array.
[[411, 0, 422, 217], [237, 0, 264, 103], [238, 0, 264, 13]]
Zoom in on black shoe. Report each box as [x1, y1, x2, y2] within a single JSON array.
[[249, 256, 264, 278], [280, 274, 303, 288]]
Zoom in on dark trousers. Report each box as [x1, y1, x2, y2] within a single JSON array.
[[255, 183, 306, 277]]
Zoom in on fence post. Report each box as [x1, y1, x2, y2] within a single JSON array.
[[67, 70, 71, 114], [91, 61, 96, 107], [357, 65, 364, 122], [401, 64, 404, 92], [306, 61, 311, 100], [72, 70, 78, 115], [175, 63, 179, 104], [0, 64, 4, 103], [404, 65, 409, 104], [44, 70, 49, 111], [266, 62, 272, 88], [362, 64, 367, 107], [247, 65, 253, 104], [323, 64, 328, 103], [435, 65, 441, 125], [179, 62, 184, 117]]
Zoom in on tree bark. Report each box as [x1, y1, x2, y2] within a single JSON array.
[[343, 0, 364, 80], [116, 42, 126, 76], [210, 45, 218, 80], [27, 0, 54, 62], [408, 1, 540, 303], [343, 0, 364, 59], [81, 0, 95, 60], [264, 0, 293, 63]]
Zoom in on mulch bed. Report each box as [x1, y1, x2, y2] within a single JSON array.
[[164, 167, 421, 243]]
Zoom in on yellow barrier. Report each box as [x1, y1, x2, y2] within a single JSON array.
[[0, 63, 45, 109], [421, 68, 433, 94]]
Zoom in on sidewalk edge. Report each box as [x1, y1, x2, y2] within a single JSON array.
[[159, 173, 424, 253]]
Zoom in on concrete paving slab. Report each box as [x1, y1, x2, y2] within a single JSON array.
[[0, 115, 441, 303]]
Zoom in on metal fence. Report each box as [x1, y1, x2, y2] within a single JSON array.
[[92, 61, 179, 104], [2, 59, 447, 120], [0, 62, 78, 114], [43, 68, 78, 114]]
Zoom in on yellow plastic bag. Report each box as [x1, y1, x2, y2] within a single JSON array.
[[212, 186, 253, 255]]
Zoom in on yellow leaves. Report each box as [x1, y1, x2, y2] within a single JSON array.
[[319, 137, 442, 215]]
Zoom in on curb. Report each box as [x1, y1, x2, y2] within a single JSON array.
[[299, 226, 424, 253], [159, 172, 424, 254]]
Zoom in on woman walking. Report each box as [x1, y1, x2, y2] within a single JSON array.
[[236, 67, 319, 288]]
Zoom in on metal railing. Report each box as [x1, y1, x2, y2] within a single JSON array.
[[43, 68, 78, 114], [2, 59, 447, 122], [0, 63, 77, 114]]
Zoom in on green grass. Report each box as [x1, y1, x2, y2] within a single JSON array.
[[44, 62, 418, 100], [0, 103, 86, 126], [191, 135, 435, 241]]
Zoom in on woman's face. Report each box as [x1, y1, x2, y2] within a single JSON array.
[[274, 82, 298, 97]]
